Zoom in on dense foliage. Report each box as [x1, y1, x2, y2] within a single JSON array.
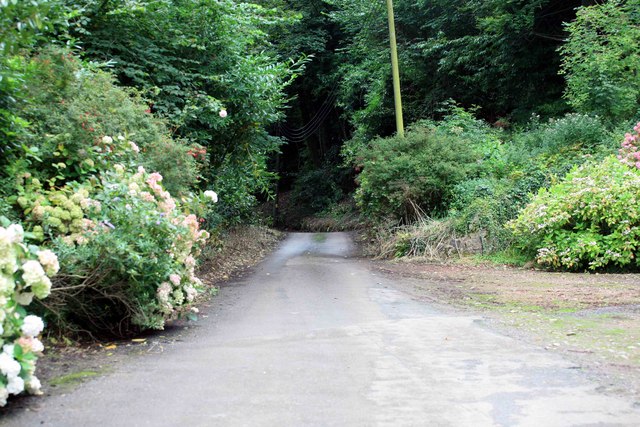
[[0, 0, 298, 359], [510, 143, 640, 271], [560, 0, 640, 122], [43, 166, 211, 335], [353, 119, 483, 222], [324, 0, 578, 141], [63, 0, 298, 220]]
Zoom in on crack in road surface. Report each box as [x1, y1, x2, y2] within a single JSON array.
[[3, 232, 640, 426]]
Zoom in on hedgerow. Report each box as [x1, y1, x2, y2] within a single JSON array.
[[509, 123, 640, 270]]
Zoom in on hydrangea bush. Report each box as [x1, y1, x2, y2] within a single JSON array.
[[0, 220, 58, 406], [13, 134, 141, 243], [617, 123, 640, 168], [104, 165, 209, 327], [6, 129, 216, 336], [509, 123, 640, 270], [44, 164, 214, 335]]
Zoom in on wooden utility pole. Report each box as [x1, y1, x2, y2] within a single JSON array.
[[386, 0, 404, 137]]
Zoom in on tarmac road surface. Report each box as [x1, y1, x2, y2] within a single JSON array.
[[2, 232, 640, 426]]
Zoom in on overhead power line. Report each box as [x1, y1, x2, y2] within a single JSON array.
[[278, 0, 399, 142]]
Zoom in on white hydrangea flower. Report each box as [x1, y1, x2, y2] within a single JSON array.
[[31, 205, 45, 220], [185, 285, 197, 303], [26, 376, 42, 394], [31, 338, 44, 353], [185, 255, 196, 268], [204, 190, 218, 203], [157, 282, 171, 304], [31, 275, 52, 299], [21, 315, 44, 337], [38, 249, 60, 276], [6, 224, 24, 244], [0, 227, 10, 247], [101, 136, 113, 144], [0, 253, 18, 276], [0, 387, 8, 406], [169, 274, 181, 287], [21, 261, 46, 287], [3, 345, 14, 356], [0, 274, 14, 294], [21, 261, 51, 298], [7, 375, 24, 395], [172, 289, 184, 306], [0, 353, 21, 377]]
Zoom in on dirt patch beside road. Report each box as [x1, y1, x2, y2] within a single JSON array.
[[374, 259, 640, 399]]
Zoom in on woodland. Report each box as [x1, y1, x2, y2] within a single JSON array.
[[0, 0, 639, 406]]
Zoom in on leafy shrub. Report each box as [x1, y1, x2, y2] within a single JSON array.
[[451, 192, 515, 252], [506, 113, 613, 178], [354, 124, 480, 221], [14, 50, 199, 195], [560, 0, 640, 122], [509, 148, 640, 271], [142, 138, 202, 197], [0, 0, 59, 166], [0, 219, 58, 406], [209, 161, 266, 227], [15, 178, 96, 243], [40, 167, 211, 337], [437, 113, 613, 253], [11, 132, 141, 242], [0, 48, 217, 338], [618, 122, 640, 168]]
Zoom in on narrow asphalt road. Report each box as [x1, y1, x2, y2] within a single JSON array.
[[3, 232, 640, 426]]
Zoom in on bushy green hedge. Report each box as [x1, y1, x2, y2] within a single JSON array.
[[44, 167, 210, 335], [446, 113, 615, 250], [349, 106, 622, 259], [509, 123, 640, 270], [560, 0, 640, 122], [354, 123, 482, 222], [6, 50, 199, 196], [1, 50, 217, 337], [509, 156, 640, 270]]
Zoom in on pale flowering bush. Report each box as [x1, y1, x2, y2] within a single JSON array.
[[509, 150, 640, 270], [15, 177, 100, 244], [4, 51, 211, 338], [617, 122, 640, 169], [12, 133, 140, 244], [47, 166, 211, 335], [0, 219, 57, 406]]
